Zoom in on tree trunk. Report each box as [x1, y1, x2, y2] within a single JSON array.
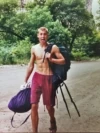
[[69, 34, 76, 52]]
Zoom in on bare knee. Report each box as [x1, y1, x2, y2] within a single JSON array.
[[46, 105, 54, 112], [31, 104, 38, 112]]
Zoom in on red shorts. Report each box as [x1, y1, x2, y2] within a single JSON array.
[[31, 72, 56, 106]]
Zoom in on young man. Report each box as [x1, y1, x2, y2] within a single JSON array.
[[24, 27, 65, 133]]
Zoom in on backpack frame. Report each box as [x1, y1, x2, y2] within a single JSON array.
[[43, 43, 80, 117]]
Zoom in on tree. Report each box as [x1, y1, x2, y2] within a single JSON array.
[[0, 0, 25, 43], [47, 0, 95, 52]]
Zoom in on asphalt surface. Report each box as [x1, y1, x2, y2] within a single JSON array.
[[0, 60, 100, 132]]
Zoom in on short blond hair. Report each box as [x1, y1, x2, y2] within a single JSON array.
[[37, 27, 48, 34]]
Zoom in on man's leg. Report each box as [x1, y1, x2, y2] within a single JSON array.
[[46, 105, 57, 132], [46, 105, 55, 122], [31, 104, 39, 133]]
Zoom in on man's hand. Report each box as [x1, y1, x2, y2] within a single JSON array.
[[45, 52, 51, 58], [45, 52, 55, 63], [20, 82, 31, 90], [45, 52, 53, 62]]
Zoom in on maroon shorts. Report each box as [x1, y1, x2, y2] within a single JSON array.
[[31, 72, 56, 106]]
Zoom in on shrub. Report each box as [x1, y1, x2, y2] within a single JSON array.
[[0, 38, 32, 64], [72, 51, 86, 61]]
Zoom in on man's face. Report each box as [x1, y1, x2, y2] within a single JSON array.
[[37, 30, 48, 44]]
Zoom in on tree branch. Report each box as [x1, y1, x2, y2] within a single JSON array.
[[0, 25, 24, 40]]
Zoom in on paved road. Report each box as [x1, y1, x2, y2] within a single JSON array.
[[0, 61, 100, 132]]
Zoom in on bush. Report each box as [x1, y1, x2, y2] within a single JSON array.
[[72, 51, 86, 61], [0, 38, 32, 64], [0, 47, 16, 64], [13, 38, 32, 58]]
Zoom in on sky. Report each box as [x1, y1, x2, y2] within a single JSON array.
[[92, 0, 99, 17]]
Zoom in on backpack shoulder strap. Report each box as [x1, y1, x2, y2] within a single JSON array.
[[43, 43, 54, 62], [45, 43, 54, 53]]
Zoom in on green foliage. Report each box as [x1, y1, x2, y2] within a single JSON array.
[[0, 0, 23, 43], [0, 38, 32, 64], [47, 0, 95, 51], [72, 50, 86, 61], [13, 37, 32, 59], [73, 30, 100, 58], [87, 31, 100, 56], [25, 0, 46, 8], [46, 20, 71, 47], [32, 0, 46, 6], [0, 0, 18, 12], [0, 47, 16, 64], [0, 0, 100, 64], [20, 6, 53, 43], [72, 52, 84, 61]]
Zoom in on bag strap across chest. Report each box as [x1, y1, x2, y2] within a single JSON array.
[[42, 43, 53, 63]]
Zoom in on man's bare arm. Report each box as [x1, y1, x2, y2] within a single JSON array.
[[48, 45, 65, 65], [24, 47, 35, 83]]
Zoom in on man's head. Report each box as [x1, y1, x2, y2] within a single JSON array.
[[37, 27, 48, 45]]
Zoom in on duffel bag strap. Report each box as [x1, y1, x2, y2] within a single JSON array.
[[11, 112, 31, 128]]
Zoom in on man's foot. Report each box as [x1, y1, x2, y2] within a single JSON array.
[[49, 118, 57, 133]]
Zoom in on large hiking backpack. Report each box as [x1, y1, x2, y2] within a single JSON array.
[[44, 43, 71, 88], [43, 43, 80, 117]]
